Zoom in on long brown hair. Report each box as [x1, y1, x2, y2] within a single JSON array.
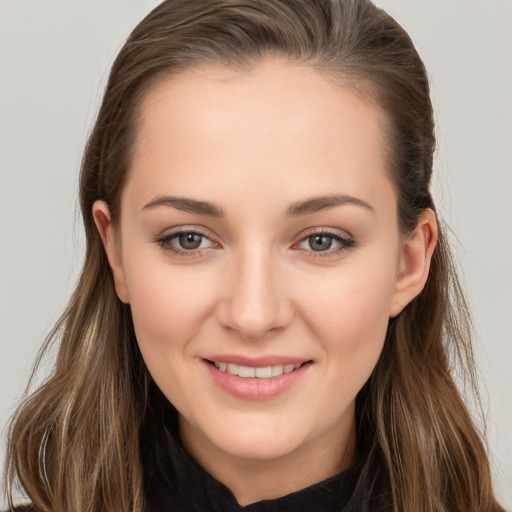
[[5, 1, 505, 511]]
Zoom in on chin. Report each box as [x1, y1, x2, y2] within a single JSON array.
[[201, 415, 312, 461], [217, 433, 304, 461]]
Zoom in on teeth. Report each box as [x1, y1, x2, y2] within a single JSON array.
[[271, 365, 284, 377], [255, 366, 272, 378], [238, 365, 256, 377], [213, 361, 304, 379], [227, 363, 239, 375], [284, 364, 295, 374]]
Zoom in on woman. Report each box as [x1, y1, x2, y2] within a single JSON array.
[[4, 0, 506, 511]]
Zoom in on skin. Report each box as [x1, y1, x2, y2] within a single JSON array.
[[93, 58, 437, 506]]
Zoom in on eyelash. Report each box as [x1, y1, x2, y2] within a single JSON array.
[[294, 229, 356, 258], [154, 228, 356, 259], [154, 228, 217, 258]]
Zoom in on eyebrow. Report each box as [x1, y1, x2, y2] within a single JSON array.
[[141, 193, 374, 218], [142, 195, 224, 217], [285, 194, 375, 217]]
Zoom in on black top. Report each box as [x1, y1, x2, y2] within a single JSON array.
[[9, 393, 392, 511], [9, 438, 391, 512], [140, 399, 392, 512], [143, 437, 391, 512], [8, 440, 390, 512]]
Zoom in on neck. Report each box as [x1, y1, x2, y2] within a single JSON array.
[[179, 413, 357, 507]]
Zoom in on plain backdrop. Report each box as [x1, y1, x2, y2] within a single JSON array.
[[1, 0, 511, 508]]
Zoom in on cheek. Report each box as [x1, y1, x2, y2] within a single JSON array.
[[302, 257, 395, 326], [123, 252, 216, 355], [307, 289, 388, 408], [297, 258, 396, 373]]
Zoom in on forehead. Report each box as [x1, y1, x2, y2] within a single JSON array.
[[125, 59, 394, 214]]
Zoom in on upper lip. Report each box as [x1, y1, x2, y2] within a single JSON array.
[[204, 355, 311, 367]]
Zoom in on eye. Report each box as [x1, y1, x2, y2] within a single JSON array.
[[295, 230, 355, 256], [154, 229, 217, 255], [306, 234, 335, 252], [176, 232, 206, 250]]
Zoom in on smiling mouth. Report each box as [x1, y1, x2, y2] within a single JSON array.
[[206, 360, 310, 379]]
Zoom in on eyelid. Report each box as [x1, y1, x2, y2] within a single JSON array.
[[296, 226, 354, 240]]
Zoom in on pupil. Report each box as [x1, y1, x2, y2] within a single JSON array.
[[310, 235, 332, 251], [179, 233, 202, 250]]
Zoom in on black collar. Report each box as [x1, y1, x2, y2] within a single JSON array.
[[141, 412, 391, 512]]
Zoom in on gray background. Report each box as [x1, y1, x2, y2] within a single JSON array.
[[1, 0, 511, 507]]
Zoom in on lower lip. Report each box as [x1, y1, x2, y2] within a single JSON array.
[[203, 360, 311, 401]]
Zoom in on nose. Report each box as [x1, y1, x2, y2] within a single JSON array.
[[216, 246, 294, 340]]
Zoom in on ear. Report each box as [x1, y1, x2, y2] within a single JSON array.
[[390, 208, 438, 317], [92, 200, 130, 303]]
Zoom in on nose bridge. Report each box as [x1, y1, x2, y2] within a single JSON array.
[[219, 241, 292, 339]]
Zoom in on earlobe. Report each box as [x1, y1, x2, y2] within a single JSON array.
[[92, 200, 130, 304], [390, 208, 438, 317]]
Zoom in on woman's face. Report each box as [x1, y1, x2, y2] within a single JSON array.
[[95, 59, 432, 483]]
